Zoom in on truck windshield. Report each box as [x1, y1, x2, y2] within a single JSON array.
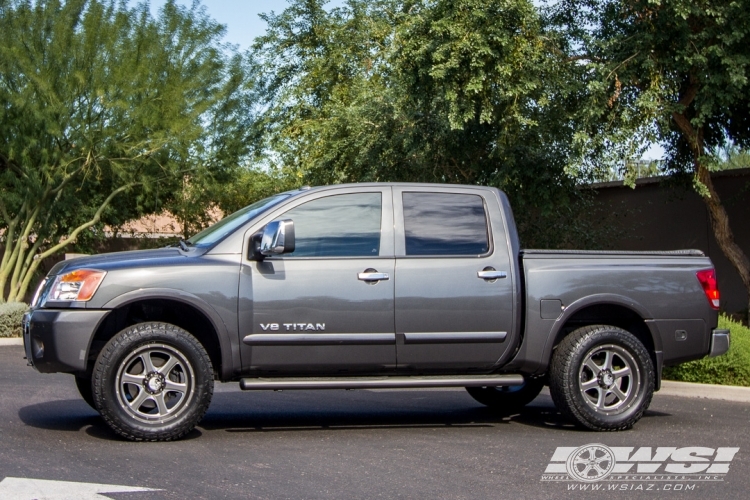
[[187, 193, 292, 248]]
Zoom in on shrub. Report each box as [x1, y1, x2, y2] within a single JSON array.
[[663, 314, 750, 387], [0, 302, 28, 338]]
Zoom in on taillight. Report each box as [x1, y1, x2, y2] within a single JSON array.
[[696, 269, 720, 310]]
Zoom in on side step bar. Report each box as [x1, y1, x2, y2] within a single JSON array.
[[239, 374, 525, 391]]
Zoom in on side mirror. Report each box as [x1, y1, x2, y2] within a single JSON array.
[[259, 219, 295, 256]]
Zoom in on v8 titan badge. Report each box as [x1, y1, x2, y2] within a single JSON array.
[[566, 444, 616, 482]]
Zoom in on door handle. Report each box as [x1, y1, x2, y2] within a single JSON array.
[[477, 269, 507, 280], [358, 270, 390, 282]]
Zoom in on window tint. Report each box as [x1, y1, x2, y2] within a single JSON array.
[[275, 193, 382, 257], [403, 192, 489, 256]]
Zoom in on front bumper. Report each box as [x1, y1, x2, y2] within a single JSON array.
[[708, 329, 730, 358], [23, 308, 109, 374]]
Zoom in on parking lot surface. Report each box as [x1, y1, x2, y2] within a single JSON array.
[[1, 345, 748, 499]]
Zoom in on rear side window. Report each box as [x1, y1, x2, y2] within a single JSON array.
[[275, 192, 382, 257], [402, 192, 489, 256]]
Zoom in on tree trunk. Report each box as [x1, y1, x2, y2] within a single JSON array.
[[696, 164, 750, 314], [672, 97, 750, 313]]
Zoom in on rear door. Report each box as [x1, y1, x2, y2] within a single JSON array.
[[393, 186, 516, 372]]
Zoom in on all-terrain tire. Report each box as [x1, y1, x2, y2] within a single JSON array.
[[549, 325, 654, 431], [74, 375, 96, 410], [92, 322, 214, 441], [466, 378, 545, 412]]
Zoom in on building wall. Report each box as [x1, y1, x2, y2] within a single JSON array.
[[592, 168, 750, 313]]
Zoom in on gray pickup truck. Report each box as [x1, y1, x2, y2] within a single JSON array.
[[23, 183, 729, 441]]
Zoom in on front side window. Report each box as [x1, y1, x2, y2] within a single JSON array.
[[402, 192, 489, 256], [275, 192, 382, 257]]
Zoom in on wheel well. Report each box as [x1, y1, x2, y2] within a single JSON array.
[[87, 299, 222, 379], [553, 304, 655, 356]]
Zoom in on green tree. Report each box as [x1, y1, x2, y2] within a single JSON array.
[[552, 0, 750, 311], [0, 0, 253, 302], [250, 0, 600, 248]]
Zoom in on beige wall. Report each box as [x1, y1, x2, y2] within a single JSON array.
[[592, 168, 750, 313]]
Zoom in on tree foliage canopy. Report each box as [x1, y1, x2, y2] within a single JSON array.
[[550, 0, 750, 310], [250, 0, 601, 248], [0, 0, 253, 301]]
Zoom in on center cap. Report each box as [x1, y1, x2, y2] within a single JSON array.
[[145, 373, 165, 393], [600, 370, 615, 388]]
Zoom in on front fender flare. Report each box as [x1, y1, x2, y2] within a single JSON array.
[[101, 288, 237, 380]]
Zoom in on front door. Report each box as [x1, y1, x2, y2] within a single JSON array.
[[393, 187, 516, 372], [240, 188, 396, 375]]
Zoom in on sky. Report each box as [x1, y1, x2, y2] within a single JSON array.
[[146, 0, 664, 160], [146, 0, 345, 51]]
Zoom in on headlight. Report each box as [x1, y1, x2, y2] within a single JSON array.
[[31, 278, 48, 307], [49, 269, 107, 302]]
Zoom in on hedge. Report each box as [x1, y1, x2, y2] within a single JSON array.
[[0, 302, 28, 338], [663, 314, 750, 387]]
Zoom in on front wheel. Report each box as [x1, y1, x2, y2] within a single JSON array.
[[549, 325, 654, 431], [466, 378, 545, 412], [92, 322, 214, 441], [74, 375, 96, 410]]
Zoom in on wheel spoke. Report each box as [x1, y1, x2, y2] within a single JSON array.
[[158, 355, 179, 376], [611, 385, 628, 402], [154, 393, 169, 416], [593, 463, 608, 474], [581, 378, 599, 391], [164, 380, 187, 393], [602, 351, 613, 371], [584, 358, 601, 376], [121, 373, 144, 386], [612, 366, 631, 379], [140, 353, 157, 374], [128, 389, 151, 410], [595, 388, 606, 408]]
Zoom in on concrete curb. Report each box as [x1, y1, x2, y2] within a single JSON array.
[[658, 380, 750, 403], [0, 338, 22, 346]]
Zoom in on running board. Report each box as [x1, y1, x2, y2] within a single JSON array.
[[239, 374, 525, 391]]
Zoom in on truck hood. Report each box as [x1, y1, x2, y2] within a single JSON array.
[[48, 247, 193, 276]]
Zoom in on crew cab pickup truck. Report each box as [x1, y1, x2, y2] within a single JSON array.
[[23, 183, 730, 441]]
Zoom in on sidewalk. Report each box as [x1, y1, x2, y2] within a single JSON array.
[[658, 380, 750, 403]]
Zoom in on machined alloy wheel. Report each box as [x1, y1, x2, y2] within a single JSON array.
[[549, 325, 654, 431], [578, 344, 640, 414], [92, 322, 213, 441], [115, 343, 195, 424]]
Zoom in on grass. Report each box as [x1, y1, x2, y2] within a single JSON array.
[[663, 314, 750, 387]]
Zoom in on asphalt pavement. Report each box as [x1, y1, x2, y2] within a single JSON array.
[[0, 344, 748, 500]]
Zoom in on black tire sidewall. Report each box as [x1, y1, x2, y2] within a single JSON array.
[[551, 326, 654, 430], [93, 322, 213, 441], [74, 375, 96, 410]]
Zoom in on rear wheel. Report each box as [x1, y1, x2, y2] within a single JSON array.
[[92, 322, 214, 441], [466, 377, 545, 412], [549, 325, 654, 431]]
